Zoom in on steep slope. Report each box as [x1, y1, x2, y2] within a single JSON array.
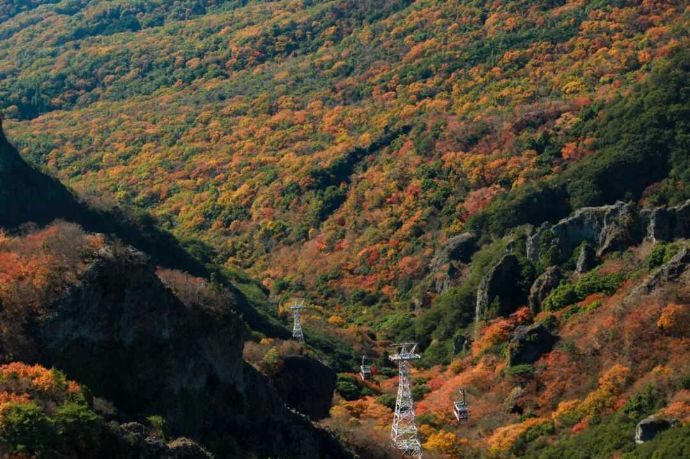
[[0, 119, 351, 456], [1, 2, 689, 456], [2, 1, 688, 322], [0, 361, 212, 458], [417, 50, 690, 364], [0, 118, 205, 275], [0, 118, 83, 227], [0, 223, 351, 458], [327, 200, 690, 457]]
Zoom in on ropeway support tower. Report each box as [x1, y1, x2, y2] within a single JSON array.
[[290, 299, 305, 343], [389, 343, 422, 458]]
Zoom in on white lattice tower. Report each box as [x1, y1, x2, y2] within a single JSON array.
[[389, 343, 422, 458], [290, 299, 305, 342]]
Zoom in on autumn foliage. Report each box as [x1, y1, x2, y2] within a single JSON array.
[[1, 0, 687, 326], [657, 303, 690, 336]]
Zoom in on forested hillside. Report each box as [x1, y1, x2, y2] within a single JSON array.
[[2, 0, 690, 457], [3, 0, 687, 327]]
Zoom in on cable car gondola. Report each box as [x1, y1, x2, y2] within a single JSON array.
[[454, 389, 469, 422], [359, 356, 373, 381]]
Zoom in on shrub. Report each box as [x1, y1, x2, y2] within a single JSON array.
[[416, 412, 439, 427], [488, 417, 552, 455], [620, 384, 661, 420], [507, 364, 534, 378], [574, 271, 624, 297], [525, 413, 637, 458], [412, 384, 431, 401], [424, 430, 467, 455], [657, 304, 690, 336], [145, 415, 166, 441], [54, 402, 103, 449], [552, 400, 583, 428], [0, 402, 53, 454], [336, 374, 374, 401], [543, 282, 578, 311], [262, 347, 283, 375], [580, 365, 632, 418], [543, 271, 624, 311], [646, 243, 681, 270], [376, 393, 396, 410]]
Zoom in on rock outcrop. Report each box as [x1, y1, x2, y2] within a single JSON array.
[[528, 266, 562, 314], [271, 355, 337, 421], [526, 199, 690, 266], [507, 322, 558, 366], [429, 232, 478, 293], [527, 201, 646, 263], [476, 254, 530, 321], [635, 416, 675, 444], [638, 248, 690, 294], [575, 242, 597, 274], [646, 200, 690, 242], [104, 422, 212, 458], [444, 232, 479, 263], [4, 245, 350, 459], [453, 333, 470, 354]]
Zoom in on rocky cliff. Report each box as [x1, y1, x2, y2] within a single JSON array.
[[271, 355, 337, 421], [527, 200, 690, 265], [2, 243, 349, 458], [474, 199, 690, 321], [475, 254, 533, 322]]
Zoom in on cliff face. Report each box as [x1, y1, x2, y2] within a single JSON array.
[[0, 125, 347, 457], [271, 355, 337, 421], [526, 200, 690, 265], [5, 244, 348, 458]]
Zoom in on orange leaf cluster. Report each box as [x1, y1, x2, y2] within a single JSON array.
[[423, 429, 468, 455], [487, 417, 550, 453], [657, 303, 690, 336]]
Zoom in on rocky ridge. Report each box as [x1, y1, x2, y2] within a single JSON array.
[[478, 200, 690, 320], [2, 243, 350, 458]]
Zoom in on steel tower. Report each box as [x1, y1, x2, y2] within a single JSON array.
[[290, 299, 305, 343], [389, 343, 422, 458]]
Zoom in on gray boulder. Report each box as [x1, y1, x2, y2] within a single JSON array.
[[598, 202, 644, 255], [453, 334, 470, 355], [446, 232, 479, 262], [507, 322, 558, 366], [674, 200, 690, 239], [645, 207, 672, 242], [476, 254, 529, 321], [529, 266, 562, 314], [635, 416, 675, 444]]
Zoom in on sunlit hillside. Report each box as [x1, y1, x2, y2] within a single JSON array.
[[3, 1, 688, 319], [1, 1, 690, 456]]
